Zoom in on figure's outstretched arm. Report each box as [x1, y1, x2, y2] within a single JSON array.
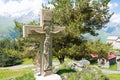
[[23, 25, 45, 37]]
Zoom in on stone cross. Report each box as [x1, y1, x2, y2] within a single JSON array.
[[23, 9, 65, 76]]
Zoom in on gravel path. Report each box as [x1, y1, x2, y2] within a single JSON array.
[[1, 62, 120, 74], [0, 64, 34, 70], [0, 62, 60, 70], [101, 69, 120, 74]]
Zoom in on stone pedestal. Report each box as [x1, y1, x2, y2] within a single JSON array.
[[35, 73, 62, 80]]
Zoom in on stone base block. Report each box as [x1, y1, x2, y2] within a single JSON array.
[[34, 73, 62, 80]]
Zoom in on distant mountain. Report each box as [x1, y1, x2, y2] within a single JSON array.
[[0, 11, 118, 42], [0, 16, 14, 39], [15, 11, 39, 23], [83, 30, 110, 43], [0, 11, 40, 39], [0, 16, 14, 30]]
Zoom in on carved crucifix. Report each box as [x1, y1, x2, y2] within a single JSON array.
[[23, 9, 65, 76]]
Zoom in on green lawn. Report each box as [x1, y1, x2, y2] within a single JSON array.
[[0, 67, 34, 80], [106, 74, 120, 80], [0, 58, 120, 80], [108, 63, 117, 71], [15, 73, 35, 80]]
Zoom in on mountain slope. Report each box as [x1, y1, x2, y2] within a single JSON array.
[[0, 16, 14, 39]]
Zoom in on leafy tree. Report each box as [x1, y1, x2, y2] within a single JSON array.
[[86, 40, 113, 58], [14, 20, 39, 38], [52, 35, 83, 63], [51, 0, 112, 36], [49, 0, 113, 63], [13, 21, 40, 59], [67, 40, 113, 61], [0, 39, 23, 67]]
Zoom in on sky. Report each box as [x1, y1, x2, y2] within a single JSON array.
[[0, 0, 43, 17], [106, 0, 120, 35], [0, 0, 120, 41]]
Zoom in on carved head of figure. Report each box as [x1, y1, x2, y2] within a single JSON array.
[[43, 26, 50, 33], [43, 26, 51, 34]]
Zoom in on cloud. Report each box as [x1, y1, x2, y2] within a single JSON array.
[[0, 0, 43, 18], [106, 2, 120, 29], [108, 2, 119, 10], [98, 2, 120, 38], [110, 13, 120, 24], [104, 12, 120, 36]]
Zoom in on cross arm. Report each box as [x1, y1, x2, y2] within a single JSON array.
[[51, 27, 65, 34], [23, 25, 45, 37], [51, 27, 65, 37]]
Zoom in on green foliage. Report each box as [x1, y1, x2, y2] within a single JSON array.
[[53, 34, 112, 63], [85, 40, 113, 58], [51, 0, 112, 37], [79, 67, 106, 80], [14, 20, 39, 39], [49, 0, 112, 63], [13, 20, 41, 58], [22, 58, 33, 65], [52, 35, 83, 63], [67, 40, 113, 60], [0, 39, 23, 67], [55, 62, 108, 80], [14, 21, 24, 32], [0, 49, 22, 67]]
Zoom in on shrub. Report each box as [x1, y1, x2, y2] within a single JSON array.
[[56, 62, 109, 80], [0, 49, 22, 67]]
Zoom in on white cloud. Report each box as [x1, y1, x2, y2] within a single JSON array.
[[0, 0, 43, 17], [104, 12, 120, 36], [106, 12, 120, 29], [110, 13, 120, 24], [108, 2, 119, 10]]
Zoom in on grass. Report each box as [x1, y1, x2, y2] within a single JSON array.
[[108, 63, 117, 71], [52, 57, 59, 62], [0, 67, 34, 80], [15, 73, 35, 80], [0, 58, 120, 80], [22, 58, 33, 65], [106, 74, 120, 80], [12, 68, 120, 80], [53, 57, 72, 62], [55, 62, 106, 80]]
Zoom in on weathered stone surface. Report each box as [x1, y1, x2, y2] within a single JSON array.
[[40, 9, 52, 27], [35, 73, 62, 80], [23, 9, 65, 77]]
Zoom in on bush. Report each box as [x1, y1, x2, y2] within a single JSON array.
[[0, 49, 22, 67], [55, 62, 109, 80]]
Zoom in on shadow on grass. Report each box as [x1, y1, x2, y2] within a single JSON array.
[[56, 68, 76, 75]]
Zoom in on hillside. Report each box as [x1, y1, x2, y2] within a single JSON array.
[[0, 16, 14, 39]]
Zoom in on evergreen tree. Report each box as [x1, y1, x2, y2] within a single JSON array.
[[51, 0, 112, 36], [50, 0, 113, 63]]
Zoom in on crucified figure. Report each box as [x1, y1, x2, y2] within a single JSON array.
[[43, 26, 51, 71]]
